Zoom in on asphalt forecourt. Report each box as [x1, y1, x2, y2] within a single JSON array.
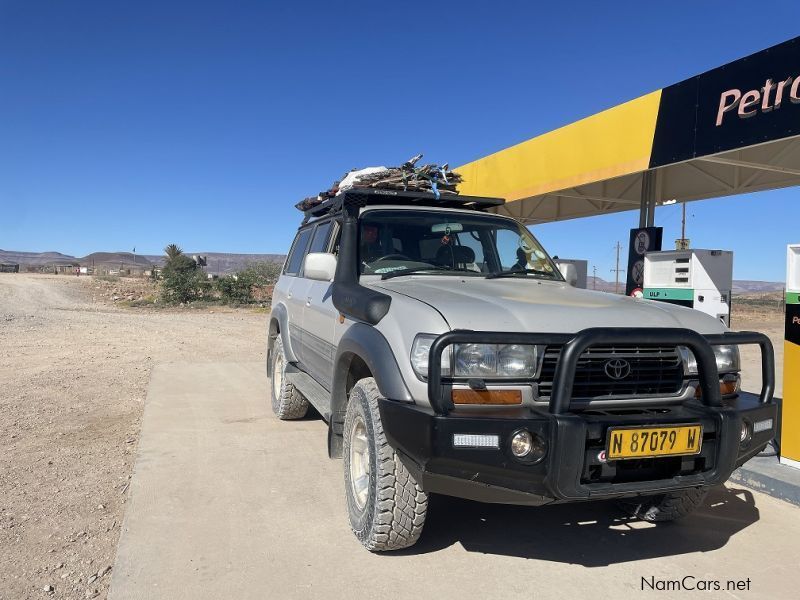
[[110, 363, 800, 600]]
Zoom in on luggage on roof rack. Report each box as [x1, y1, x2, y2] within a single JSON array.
[[296, 154, 467, 214], [298, 189, 505, 223]]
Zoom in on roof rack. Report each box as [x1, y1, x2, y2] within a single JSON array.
[[300, 189, 505, 223]]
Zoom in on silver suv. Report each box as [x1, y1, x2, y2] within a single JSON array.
[[268, 189, 776, 552]]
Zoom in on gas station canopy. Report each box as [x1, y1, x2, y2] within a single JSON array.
[[456, 37, 800, 225]]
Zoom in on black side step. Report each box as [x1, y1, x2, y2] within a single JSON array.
[[285, 371, 331, 418]]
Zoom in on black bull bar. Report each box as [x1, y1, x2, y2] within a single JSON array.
[[426, 328, 775, 415]]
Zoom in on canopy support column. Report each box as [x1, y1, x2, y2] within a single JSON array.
[[638, 169, 657, 227]]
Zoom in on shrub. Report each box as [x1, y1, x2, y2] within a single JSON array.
[[215, 273, 254, 304], [216, 261, 281, 305], [159, 244, 210, 304]]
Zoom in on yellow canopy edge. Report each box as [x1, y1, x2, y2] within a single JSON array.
[[455, 90, 662, 201]]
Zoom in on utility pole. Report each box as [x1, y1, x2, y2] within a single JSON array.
[[611, 241, 623, 294], [681, 203, 686, 244], [592, 265, 597, 290]]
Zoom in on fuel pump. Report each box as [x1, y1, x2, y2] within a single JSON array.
[[781, 244, 800, 468], [642, 249, 733, 326]]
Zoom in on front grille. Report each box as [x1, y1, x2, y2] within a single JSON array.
[[537, 345, 685, 401]]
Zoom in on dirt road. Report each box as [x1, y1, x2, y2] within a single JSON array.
[[0, 274, 791, 599], [0, 274, 266, 600], [110, 362, 799, 600]]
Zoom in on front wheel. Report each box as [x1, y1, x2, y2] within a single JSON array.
[[343, 378, 428, 551], [619, 487, 708, 522]]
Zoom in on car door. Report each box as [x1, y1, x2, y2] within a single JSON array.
[[301, 220, 338, 389], [281, 226, 314, 364]]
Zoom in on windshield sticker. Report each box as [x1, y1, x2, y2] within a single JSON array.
[[534, 249, 546, 259]]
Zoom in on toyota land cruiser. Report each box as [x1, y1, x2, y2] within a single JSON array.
[[267, 189, 776, 552]]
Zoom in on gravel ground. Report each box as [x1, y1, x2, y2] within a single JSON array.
[[0, 274, 266, 600], [0, 274, 787, 599]]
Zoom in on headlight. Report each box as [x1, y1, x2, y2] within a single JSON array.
[[410, 334, 450, 378], [455, 343, 538, 377], [455, 344, 497, 376], [497, 344, 538, 376], [713, 345, 740, 373], [411, 336, 539, 379], [680, 344, 740, 375]]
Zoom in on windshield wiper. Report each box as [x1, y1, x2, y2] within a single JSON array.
[[380, 266, 478, 280], [485, 268, 554, 280]]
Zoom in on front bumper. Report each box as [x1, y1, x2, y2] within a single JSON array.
[[380, 393, 777, 505], [380, 328, 776, 505]]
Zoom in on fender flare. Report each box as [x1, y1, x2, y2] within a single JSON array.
[[267, 303, 298, 376], [330, 322, 413, 419], [327, 323, 413, 458]]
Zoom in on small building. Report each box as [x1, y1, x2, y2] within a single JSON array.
[[0, 262, 20, 273], [53, 263, 80, 274]]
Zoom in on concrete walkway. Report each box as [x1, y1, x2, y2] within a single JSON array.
[[110, 363, 800, 600]]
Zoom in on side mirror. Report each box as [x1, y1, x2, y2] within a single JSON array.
[[558, 263, 578, 287], [304, 252, 337, 282]]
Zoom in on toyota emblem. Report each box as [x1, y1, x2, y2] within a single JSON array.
[[604, 358, 631, 380]]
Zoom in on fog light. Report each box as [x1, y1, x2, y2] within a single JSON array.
[[740, 420, 752, 445], [511, 430, 533, 457], [509, 430, 547, 463]]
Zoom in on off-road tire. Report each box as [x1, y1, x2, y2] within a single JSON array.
[[620, 487, 708, 522], [343, 378, 428, 551], [270, 337, 309, 420]]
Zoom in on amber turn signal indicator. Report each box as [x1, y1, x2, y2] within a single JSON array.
[[695, 375, 740, 398], [451, 389, 522, 405]]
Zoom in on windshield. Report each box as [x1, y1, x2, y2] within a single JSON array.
[[358, 209, 562, 280]]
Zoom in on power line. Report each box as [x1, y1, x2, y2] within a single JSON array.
[[611, 241, 624, 294]]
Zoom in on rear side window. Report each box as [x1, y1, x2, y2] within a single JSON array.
[[284, 228, 313, 275], [309, 221, 332, 254]]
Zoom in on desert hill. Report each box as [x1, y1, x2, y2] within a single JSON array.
[[1, 248, 285, 275]]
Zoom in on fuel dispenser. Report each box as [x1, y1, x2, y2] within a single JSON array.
[[781, 244, 800, 468], [554, 258, 588, 289], [643, 249, 733, 326]]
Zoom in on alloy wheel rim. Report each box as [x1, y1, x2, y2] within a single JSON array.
[[273, 354, 283, 399], [348, 416, 370, 510]]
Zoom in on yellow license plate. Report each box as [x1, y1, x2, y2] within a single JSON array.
[[606, 424, 702, 460]]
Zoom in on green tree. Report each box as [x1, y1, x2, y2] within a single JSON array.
[[164, 244, 183, 261], [160, 243, 209, 303]]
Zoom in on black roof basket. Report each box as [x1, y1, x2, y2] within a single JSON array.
[[299, 189, 505, 223]]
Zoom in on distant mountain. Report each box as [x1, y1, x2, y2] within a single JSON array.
[[81, 252, 154, 268], [1, 248, 285, 275], [731, 280, 785, 293], [0, 249, 77, 265]]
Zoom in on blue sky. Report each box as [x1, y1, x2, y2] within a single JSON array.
[[1, 1, 798, 281]]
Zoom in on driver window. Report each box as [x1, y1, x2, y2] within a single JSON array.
[[495, 229, 527, 270], [360, 223, 386, 263]]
